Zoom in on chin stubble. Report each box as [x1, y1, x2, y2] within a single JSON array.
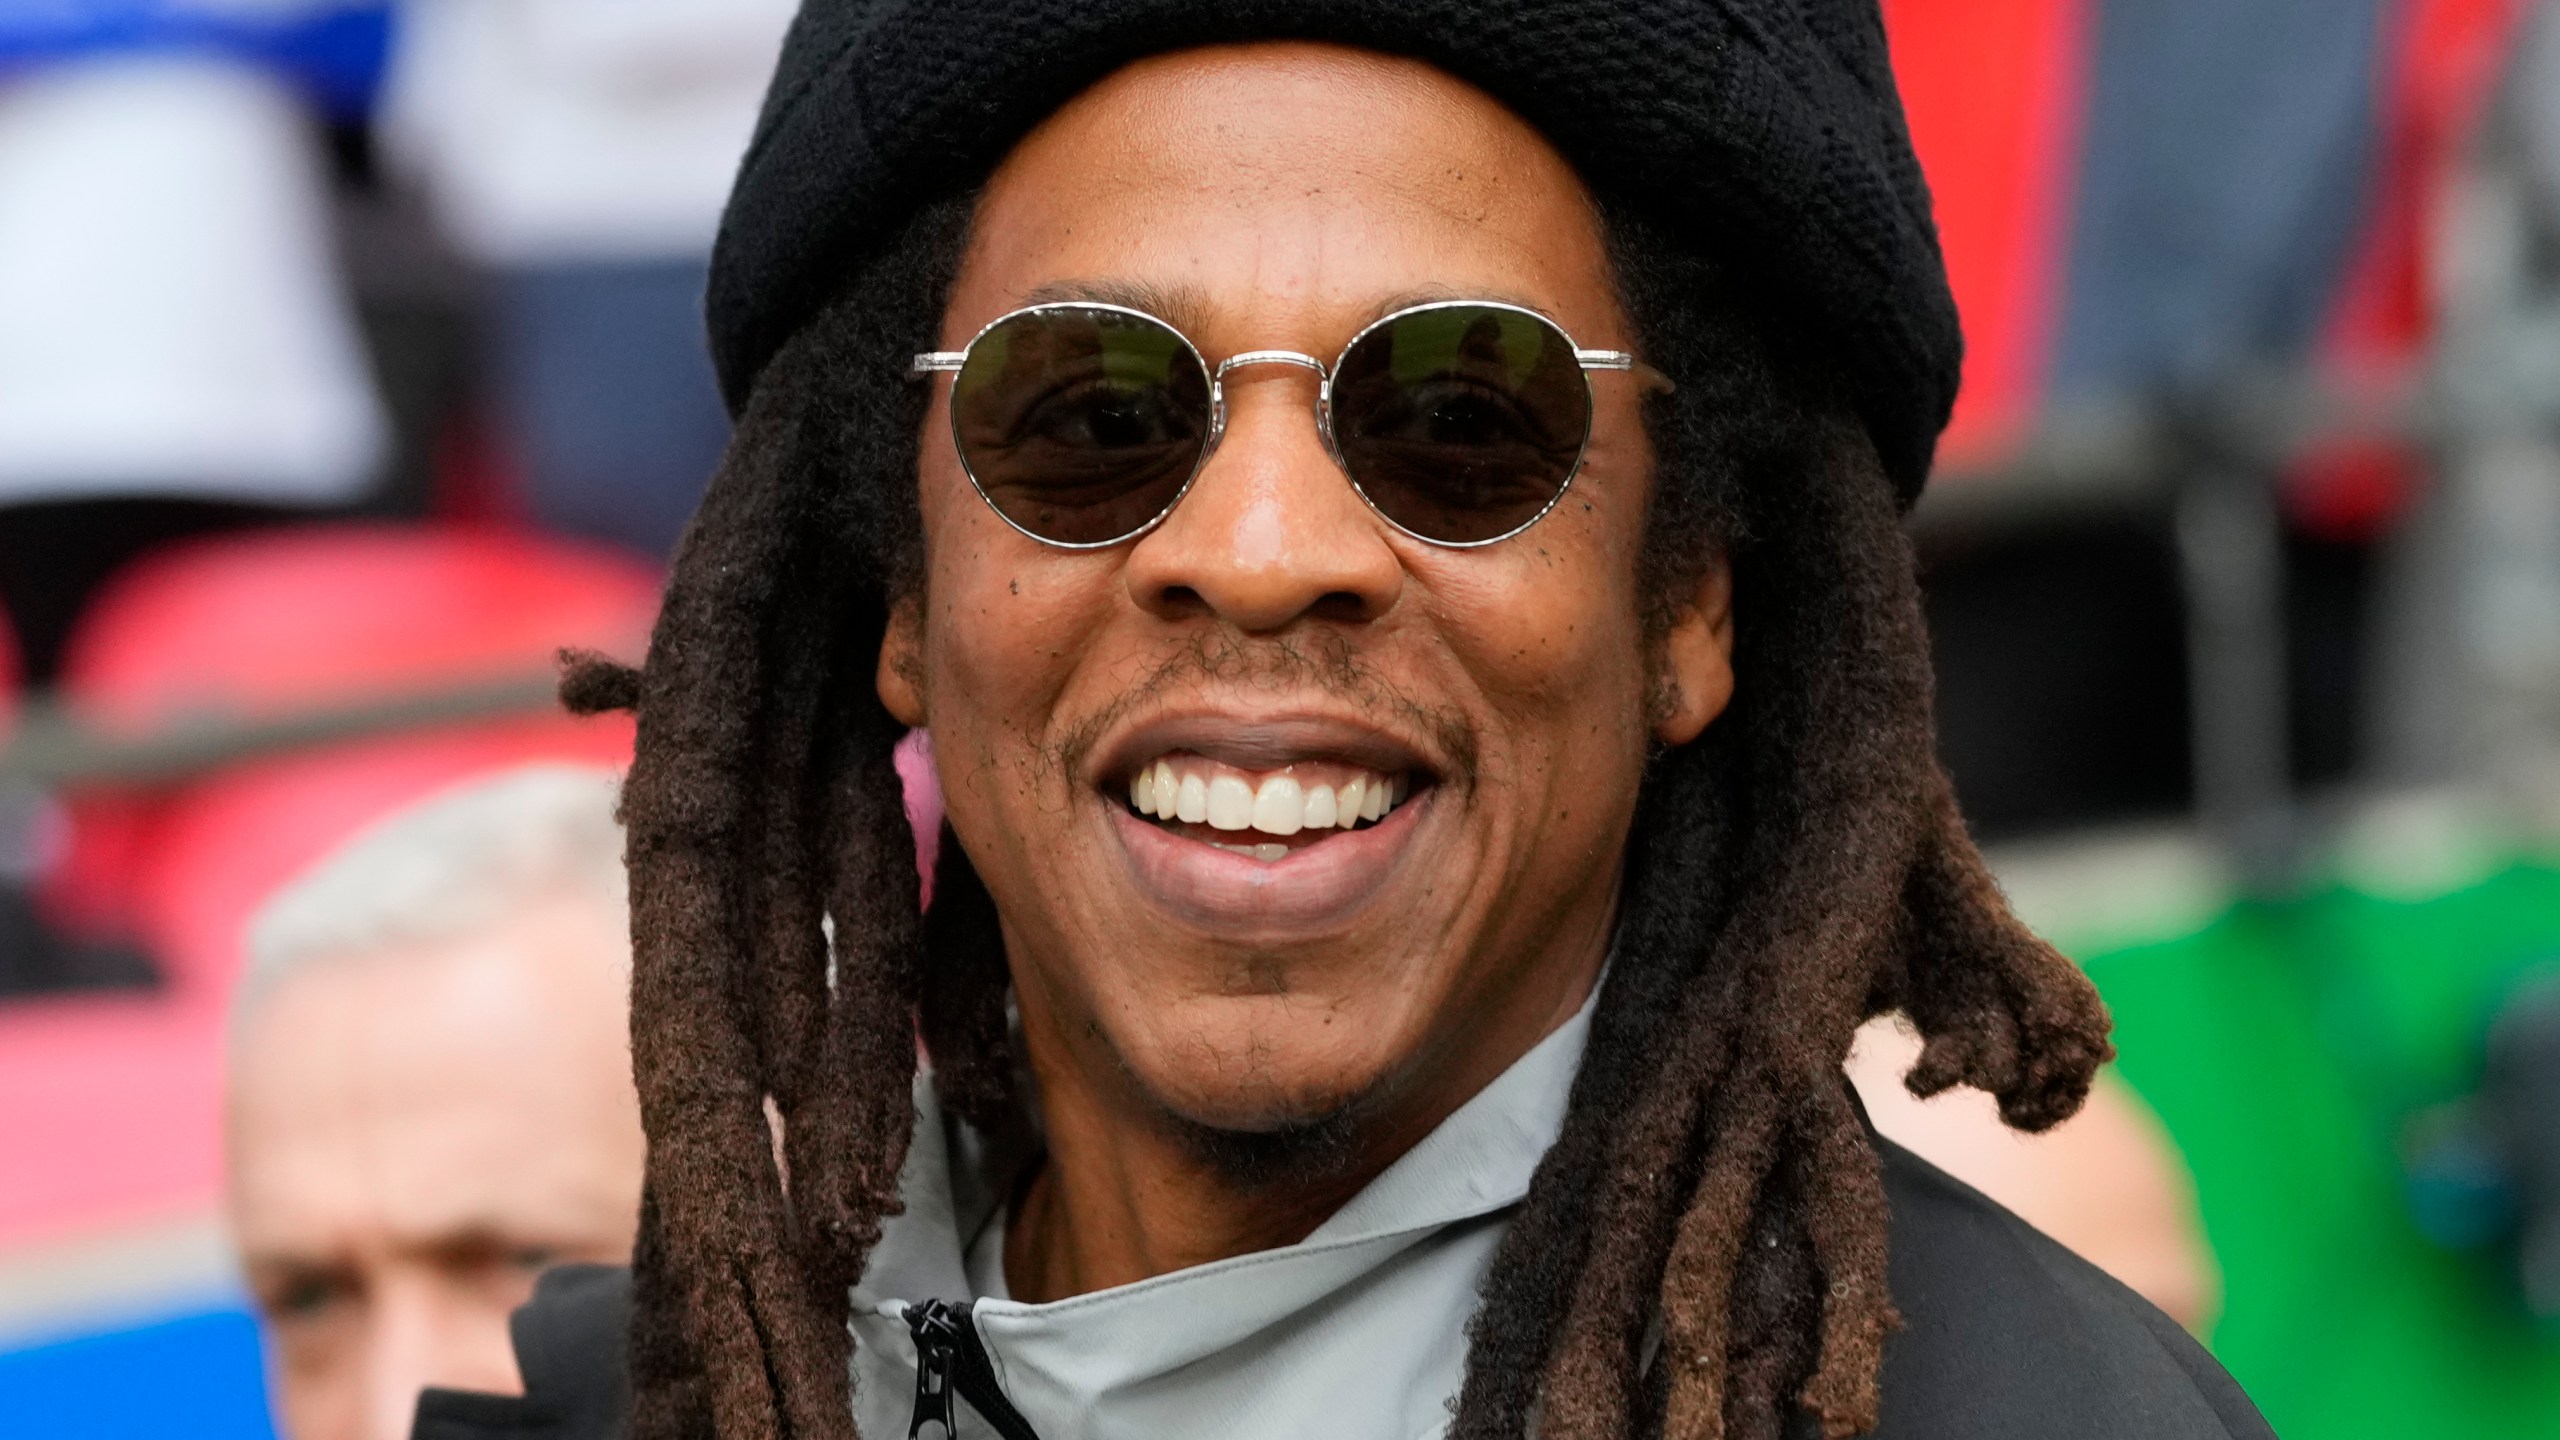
[[1165, 1084, 1384, 1191]]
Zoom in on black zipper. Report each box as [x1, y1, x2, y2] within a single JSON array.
[[905, 1299, 1045, 1440]]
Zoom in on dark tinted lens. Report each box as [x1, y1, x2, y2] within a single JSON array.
[[1330, 304, 1590, 544], [950, 306, 1212, 545]]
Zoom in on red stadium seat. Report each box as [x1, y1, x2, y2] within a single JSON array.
[[38, 523, 655, 972], [59, 523, 658, 732], [136, 719, 635, 996], [1, 523, 653, 1248]]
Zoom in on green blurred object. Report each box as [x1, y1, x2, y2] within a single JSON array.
[[2064, 857, 2560, 1439]]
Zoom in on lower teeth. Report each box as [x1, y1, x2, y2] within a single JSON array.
[[1214, 842, 1291, 862]]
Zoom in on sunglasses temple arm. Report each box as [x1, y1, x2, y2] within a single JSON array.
[[1577, 348, 1675, 396], [911, 352, 966, 376]]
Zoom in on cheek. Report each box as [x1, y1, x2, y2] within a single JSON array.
[[1411, 457, 1652, 732], [915, 445, 1124, 798]]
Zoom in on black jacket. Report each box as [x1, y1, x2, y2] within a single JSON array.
[[413, 1139, 2273, 1440]]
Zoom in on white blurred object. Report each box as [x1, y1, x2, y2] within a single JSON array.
[[0, 58, 388, 505], [381, 0, 798, 264], [1848, 1014, 2223, 1333]]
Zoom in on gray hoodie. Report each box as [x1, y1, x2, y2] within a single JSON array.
[[848, 999, 1597, 1440]]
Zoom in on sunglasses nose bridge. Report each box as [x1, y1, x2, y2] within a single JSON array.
[[1206, 349, 1333, 457], [1213, 349, 1329, 383]]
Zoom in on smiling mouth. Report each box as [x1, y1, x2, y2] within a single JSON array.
[[1122, 753, 1417, 861]]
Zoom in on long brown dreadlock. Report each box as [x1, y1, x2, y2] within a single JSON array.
[[565, 188, 2112, 1440]]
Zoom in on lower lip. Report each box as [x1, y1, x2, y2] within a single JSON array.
[[1107, 788, 1432, 933]]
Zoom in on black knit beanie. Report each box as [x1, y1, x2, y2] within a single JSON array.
[[707, 0, 1961, 503]]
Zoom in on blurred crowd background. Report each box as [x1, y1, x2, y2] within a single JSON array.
[[3, 1, 2560, 1436]]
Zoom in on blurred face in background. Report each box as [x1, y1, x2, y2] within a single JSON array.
[[225, 891, 644, 1440]]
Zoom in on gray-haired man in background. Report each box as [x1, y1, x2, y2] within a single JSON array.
[[225, 766, 643, 1440]]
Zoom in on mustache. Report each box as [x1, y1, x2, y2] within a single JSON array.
[[1049, 628, 1480, 793]]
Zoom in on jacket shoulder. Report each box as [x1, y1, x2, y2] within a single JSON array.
[[1861, 1137, 2274, 1440], [412, 1264, 633, 1440], [406, 1148, 2276, 1440]]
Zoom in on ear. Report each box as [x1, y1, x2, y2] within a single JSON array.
[[1651, 558, 1735, 747], [877, 592, 927, 727]]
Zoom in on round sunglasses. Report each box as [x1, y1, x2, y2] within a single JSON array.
[[909, 299, 1665, 549]]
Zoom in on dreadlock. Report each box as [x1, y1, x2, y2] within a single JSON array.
[[568, 185, 2112, 1440]]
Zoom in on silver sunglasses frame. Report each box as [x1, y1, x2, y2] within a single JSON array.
[[910, 298, 1650, 551]]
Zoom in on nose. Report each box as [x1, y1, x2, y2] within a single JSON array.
[[358, 1288, 436, 1440], [1122, 368, 1404, 633], [359, 1275, 523, 1440]]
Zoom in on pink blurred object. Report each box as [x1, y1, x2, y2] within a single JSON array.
[[0, 994, 229, 1246], [897, 729, 941, 905], [1, 523, 656, 1248], [0, 600, 19, 728]]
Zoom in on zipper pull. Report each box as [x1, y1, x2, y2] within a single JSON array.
[[906, 1300, 964, 1439]]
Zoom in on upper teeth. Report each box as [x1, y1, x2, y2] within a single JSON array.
[[1128, 758, 1408, 834]]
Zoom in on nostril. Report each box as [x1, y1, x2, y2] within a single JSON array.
[[1150, 583, 1213, 618], [1307, 591, 1371, 624]]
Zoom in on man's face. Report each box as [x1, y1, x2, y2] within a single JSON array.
[[881, 45, 1731, 1152], [225, 894, 644, 1440]]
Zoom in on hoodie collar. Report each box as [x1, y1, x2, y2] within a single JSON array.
[[848, 990, 1596, 1440]]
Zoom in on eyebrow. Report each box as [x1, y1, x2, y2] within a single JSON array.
[[1016, 278, 1216, 334], [1356, 285, 1558, 327], [1010, 280, 1567, 347]]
